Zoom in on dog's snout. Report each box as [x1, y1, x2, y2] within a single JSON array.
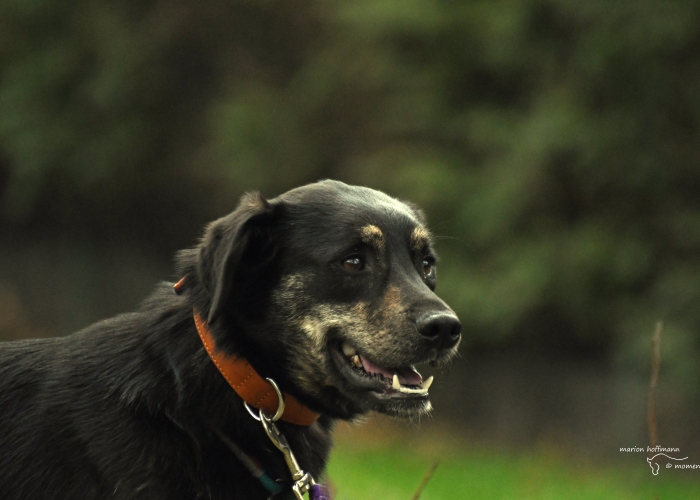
[[416, 312, 461, 349]]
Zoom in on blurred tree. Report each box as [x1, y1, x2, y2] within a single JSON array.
[[0, 0, 325, 249]]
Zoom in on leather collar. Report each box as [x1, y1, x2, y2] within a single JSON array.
[[193, 311, 320, 426]]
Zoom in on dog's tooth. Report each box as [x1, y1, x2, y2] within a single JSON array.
[[341, 342, 357, 357], [419, 375, 434, 391], [392, 374, 401, 390], [351, 354, 362, 368], [397, 385, 428, 395]]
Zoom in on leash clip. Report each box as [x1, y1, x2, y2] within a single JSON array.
[[247, 378, 324, 500]]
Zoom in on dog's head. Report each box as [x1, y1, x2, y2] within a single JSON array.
[[191, 180, 461, 419]]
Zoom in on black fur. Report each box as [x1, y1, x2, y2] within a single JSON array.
[[0, 180, 460, 499]]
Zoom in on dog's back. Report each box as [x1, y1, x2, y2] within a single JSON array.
[[0, 290, 237, 499], [0, 307, 179, 499]]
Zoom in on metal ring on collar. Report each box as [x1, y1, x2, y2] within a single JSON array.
[[244, 377, 285, 423]]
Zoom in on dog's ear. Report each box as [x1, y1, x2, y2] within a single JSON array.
[[197, 192, 276, 324]]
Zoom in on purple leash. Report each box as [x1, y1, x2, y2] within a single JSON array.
[[308, 483, 331, 500]]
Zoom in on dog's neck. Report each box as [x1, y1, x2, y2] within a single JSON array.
[[192, 309, 320, 426], [173, 275, 320, 426], [151, 278, 335, 488]]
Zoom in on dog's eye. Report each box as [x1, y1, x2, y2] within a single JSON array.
[[422, 258, 436, 277], [342, 256, 365, 273]]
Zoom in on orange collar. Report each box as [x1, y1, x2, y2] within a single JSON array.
[[193, 311, 320, 426]]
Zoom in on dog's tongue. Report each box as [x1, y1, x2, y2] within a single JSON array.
[[360, 356, 423, 386], [395, 365, 423, 386]]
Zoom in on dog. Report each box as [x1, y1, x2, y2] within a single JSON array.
[[0, 180, 461, 499]]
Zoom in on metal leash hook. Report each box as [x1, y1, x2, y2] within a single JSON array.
[[245, 378, 326, 500]]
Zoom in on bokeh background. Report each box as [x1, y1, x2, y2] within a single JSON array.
[[1, 0, 700, 497]]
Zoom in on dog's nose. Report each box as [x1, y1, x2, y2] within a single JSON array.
[[416, 312, 461, 349]]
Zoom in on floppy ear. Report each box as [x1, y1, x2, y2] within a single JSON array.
[[196, 192, 276, 324]]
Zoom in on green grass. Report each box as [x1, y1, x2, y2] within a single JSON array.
[[324, 423, 700, 500]]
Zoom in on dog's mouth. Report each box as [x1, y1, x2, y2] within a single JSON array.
[[331, 341, 433, 399]]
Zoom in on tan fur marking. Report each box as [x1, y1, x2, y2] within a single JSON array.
[[379, 284, 402, 312], [360, 224, 385, 251], [410, 226, 431, 252], [273, 273, 312, 316], [351, 301, 369, 317]]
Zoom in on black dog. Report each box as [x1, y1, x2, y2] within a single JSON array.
[[0, 180, 461, 499]]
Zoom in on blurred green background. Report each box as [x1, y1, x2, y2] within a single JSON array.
[[1, 0, 699, 496]]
